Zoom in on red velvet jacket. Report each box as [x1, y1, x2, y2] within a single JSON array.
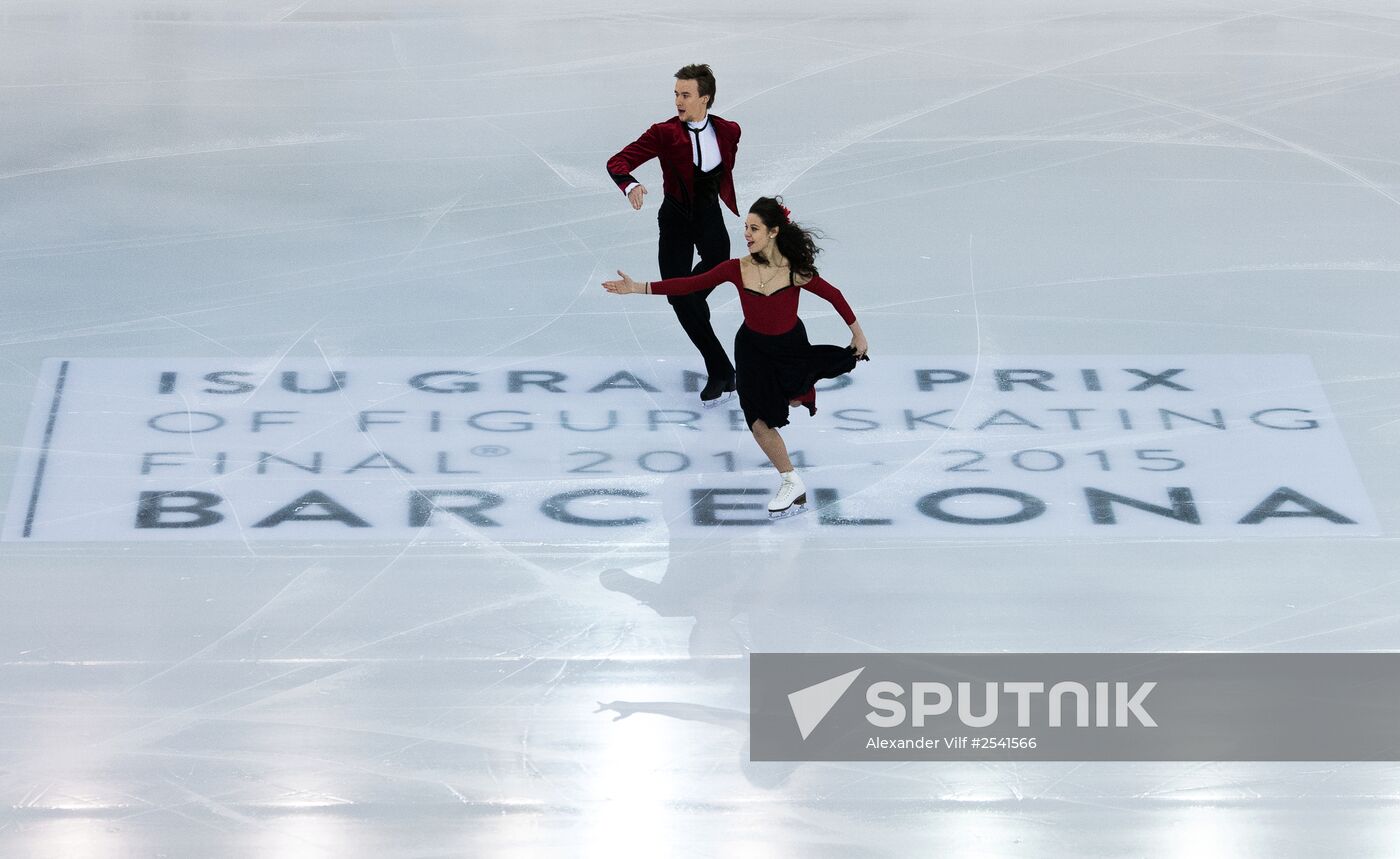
[[607, 115, 741, 215]]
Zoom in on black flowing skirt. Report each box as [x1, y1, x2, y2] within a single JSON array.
[[734, 319, 859, 430]]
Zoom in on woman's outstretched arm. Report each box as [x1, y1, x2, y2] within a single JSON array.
[[801, 274, 868, 357], [603, 258, 740, 296]]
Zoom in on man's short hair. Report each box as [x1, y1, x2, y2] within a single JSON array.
[[675, 64, 716, 109]]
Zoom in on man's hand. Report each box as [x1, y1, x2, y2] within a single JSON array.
[[628, 184, 648, 210]]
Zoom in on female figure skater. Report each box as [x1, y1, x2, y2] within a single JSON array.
[[603, 196, 869, 518]]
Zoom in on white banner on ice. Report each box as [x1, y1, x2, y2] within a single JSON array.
[[2, 356, 1377, 542]]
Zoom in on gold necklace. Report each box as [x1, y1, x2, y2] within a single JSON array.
[[754, 260, 788, 292]]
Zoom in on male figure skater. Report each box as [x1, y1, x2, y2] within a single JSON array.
[[607, 64, 741, 406]]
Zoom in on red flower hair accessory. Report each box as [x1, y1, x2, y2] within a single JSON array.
[[781, 205, 791, 220]]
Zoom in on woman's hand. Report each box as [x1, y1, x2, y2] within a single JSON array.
[[603, 271, 646, 294], [848, 323, 869, 359], [595, 701, 639, 721]]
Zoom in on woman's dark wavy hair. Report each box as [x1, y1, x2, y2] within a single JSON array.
[[748, 196, 822, 283]]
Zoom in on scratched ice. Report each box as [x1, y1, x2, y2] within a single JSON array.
[[2, 1, 1399, 856]]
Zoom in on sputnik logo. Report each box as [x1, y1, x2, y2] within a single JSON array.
[[788, 667, 865, 740]]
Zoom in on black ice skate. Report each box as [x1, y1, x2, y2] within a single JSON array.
[[700, 373, 736, 408]]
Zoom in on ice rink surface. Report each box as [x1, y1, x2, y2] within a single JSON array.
[[3, 0, 1400, 855]]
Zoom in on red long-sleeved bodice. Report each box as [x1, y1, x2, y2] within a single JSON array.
[[647, 258, 856, 336]]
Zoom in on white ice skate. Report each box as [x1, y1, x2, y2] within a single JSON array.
[[768, 471, 807, 519]]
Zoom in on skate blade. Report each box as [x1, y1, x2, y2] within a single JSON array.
[[701, 390, 735, 409], [768, 503, 807, 521], [768, 494, 808, 519]]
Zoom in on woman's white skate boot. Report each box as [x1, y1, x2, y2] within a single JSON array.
[[768, 470, 807, 519]]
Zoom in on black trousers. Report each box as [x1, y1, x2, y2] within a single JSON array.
[[657, 195, 735, 380]]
